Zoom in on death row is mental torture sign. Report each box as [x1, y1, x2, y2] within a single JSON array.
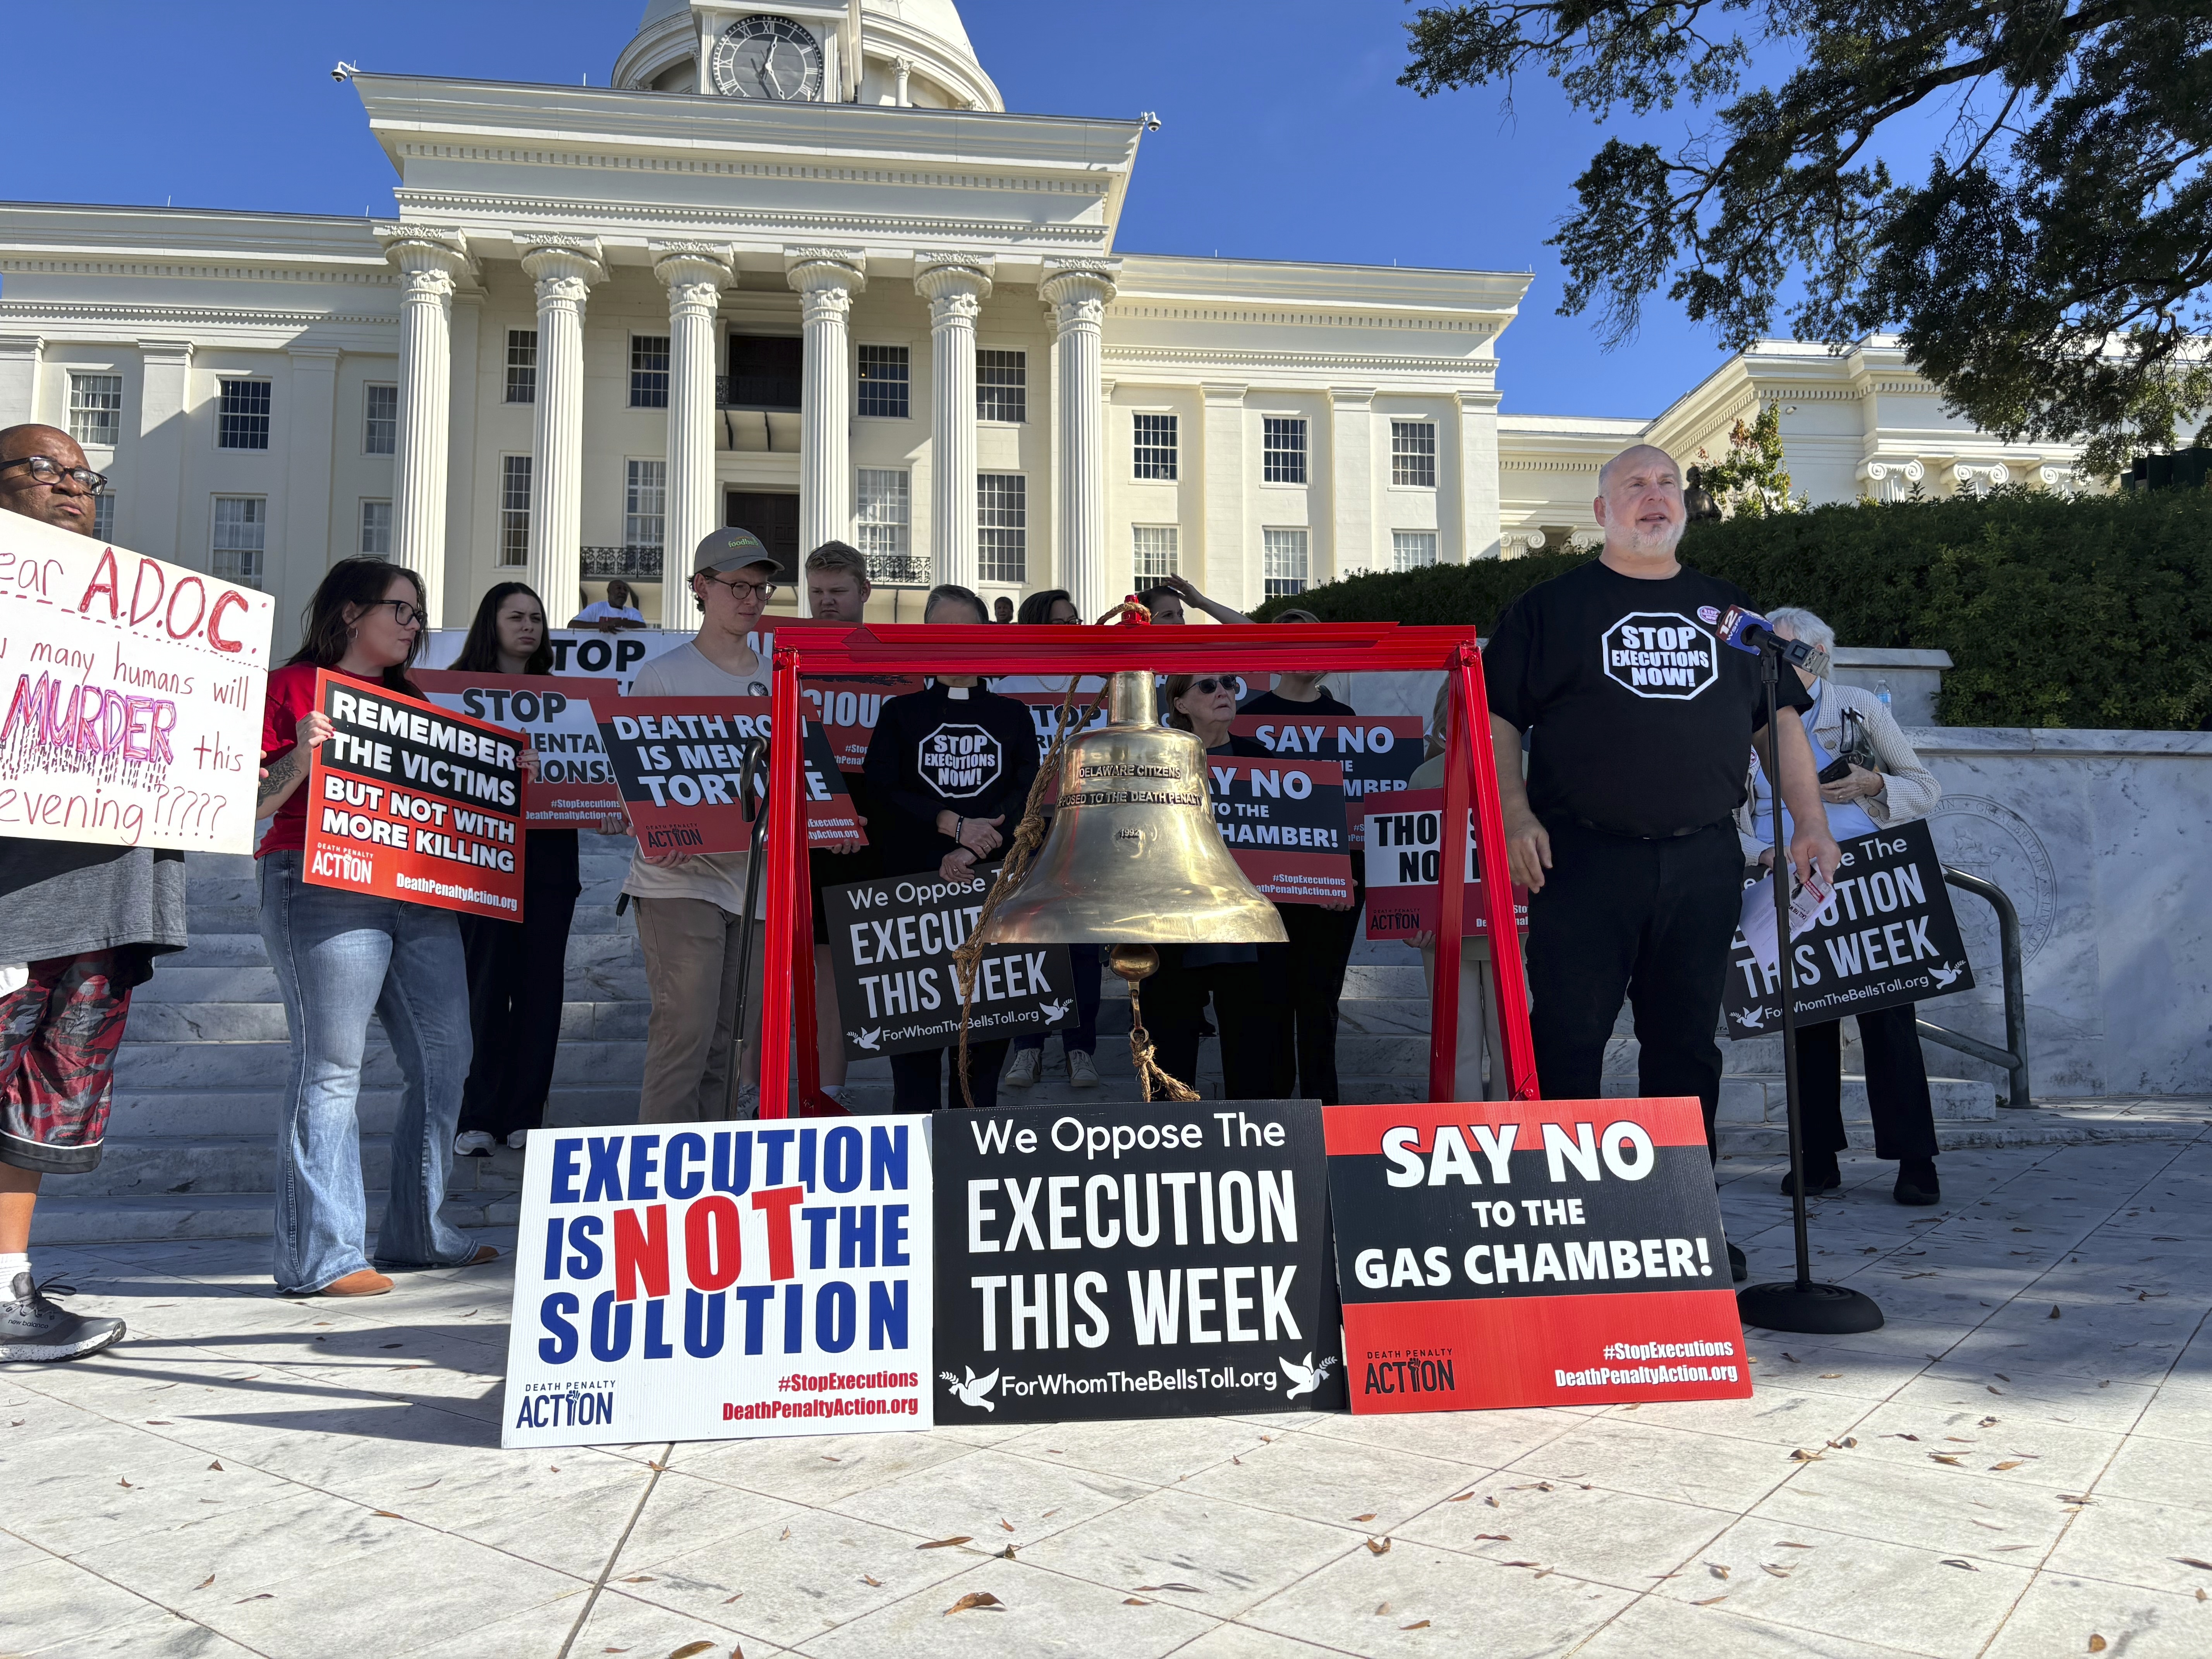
[[1363, 788, 1528, 940], [304, 672, 526, 920], [1205, 756, 1354, 906], [502, 1120, 935, 1446], [822, 862, 1076, 1063], [0, 513, 274, 854], [932, 1101, 1344, 1423], [414, 670, 620, 826], [1324, 1099, 1750, 1413], [1230, 714, 1424, 845], [591, 694, 862, 855], [1724, 819, 1974, 1039]]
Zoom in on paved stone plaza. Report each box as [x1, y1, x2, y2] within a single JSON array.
[[6, 1133, 2211, 1659]]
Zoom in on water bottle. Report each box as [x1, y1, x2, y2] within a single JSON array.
[[1875, 677, 1893, 709]]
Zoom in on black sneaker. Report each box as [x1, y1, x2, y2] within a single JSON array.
[[1778, 1155, 1842, 1198], [1728, 1242, 1748, 1283], [1894, 1159, 1941, 1207], [0, 1272, 126, 1364]]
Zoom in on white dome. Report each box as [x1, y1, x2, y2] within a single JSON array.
[[617, 2, 993, 106], [632, 0, 974, 59]]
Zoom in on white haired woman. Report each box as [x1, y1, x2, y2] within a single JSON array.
[[1735, 606, 1946, 1206]]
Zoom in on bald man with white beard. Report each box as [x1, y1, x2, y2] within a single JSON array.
[[1480, 445, 1838, 1282]]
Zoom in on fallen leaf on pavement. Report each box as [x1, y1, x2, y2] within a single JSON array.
[[668, 1644, 716, 1659], [1365, 1537, 1391, 1556], [1374, 1602, 1392, 1616], [1474, 1533, 1511, 1541], [916, 1536, 972, 1549], [2175, 1558, 2212, 1571], [998, 1518, 1015, 1532], [1123, 1597, 1149, 1606], [1351, 1512, 1377, 1522], [943, 1591, 1004, 1615], [1761, 1564, 1791, 1578], [620, 1574, 654, 1583], [373, 1510, 402, 1518], [1941, 1559, 1978, 1571], [207, 1462, 223, 1472], [2088, 1638, 2107, 1653], [1448, 1493, 1477, 1503], [1502, 1561, 1542, 1569], [1790, 1449, 1824, 1462], [1778, 1542, 1814, 1549], [194, 1575, 215, 1589], [1401, 1620, 1432, 1630], [1135, 1584, 1205, 1593], [1709, 1564, 1731, 1580], [117, 1478, 132, 1488], [1693, 1595, 1728, 1606], [860, 1575, 882, 1587], [234, 1593, 274, 1602], [1932, 1453, 1965, 1466], [1992, 1461, 2025, 1472]]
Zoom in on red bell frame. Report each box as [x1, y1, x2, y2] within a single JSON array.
[[755, 620, 1539, 1117]]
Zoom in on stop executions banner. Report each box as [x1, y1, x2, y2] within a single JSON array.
[[1207, 756, 1353, 907], [304, 672, 526, 920], [1725, 819, 1974, 1039], [1325, 1099, 1750, 1413], [822, 862, 1076, 1063], [501, 1119, 935, 1447], [1230, 713, 1424, 844], [591, 694, 862, 856], [0, 514, 273, 854], [1363, 787, 1528, 940], [414, 670, 620, 826], [931, 1101, 1344, 1423]]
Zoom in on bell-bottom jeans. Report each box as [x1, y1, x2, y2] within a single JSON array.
[[258, 851, 476, 1293]]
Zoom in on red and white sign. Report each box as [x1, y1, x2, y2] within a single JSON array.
[[1207, 756, 1354, 907], [1324, 1098, 1750, 1413], [800, 673, 924, 772], [304, 671, 527, 920], [1230, 714, 1425, 845], [414, 670, 621, 826], [1362, 787, 1527, 939]]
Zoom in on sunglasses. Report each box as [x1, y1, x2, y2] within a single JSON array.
[[1187, 677, 1232, 695]]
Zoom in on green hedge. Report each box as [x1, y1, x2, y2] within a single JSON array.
[[1254, 490, 2212, 729]]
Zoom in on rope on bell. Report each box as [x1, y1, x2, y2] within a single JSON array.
[[949, 597, 1192, 1106], [1124, 977, 1200, 1104]]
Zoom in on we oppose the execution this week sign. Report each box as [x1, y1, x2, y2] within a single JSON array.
[[501, 1120, 936, 1446], [1325, 1099, 1750, 1413], [0, 514, 273, 853], [303, 672, 526, 919]]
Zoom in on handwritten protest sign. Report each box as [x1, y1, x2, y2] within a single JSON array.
[[0, 514, 273, 853], [414, 670, 620, 826]]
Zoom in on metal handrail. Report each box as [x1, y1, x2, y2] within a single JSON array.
[[1917, 865, 2032, 1108]]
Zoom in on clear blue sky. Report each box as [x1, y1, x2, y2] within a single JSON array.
[[3, 0, 1780, 418]]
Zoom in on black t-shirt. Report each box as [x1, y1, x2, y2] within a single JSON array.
[[1482, 557, 1812, 838], [1237, 688, 1357, 718], [861, 682, 1040, 876]]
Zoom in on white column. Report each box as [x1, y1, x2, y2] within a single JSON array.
[[374, 225, 473, 623], [1328, 387, 1376, 582], [0, 335, 41, 427], [914, 254, 993, 589], [1040, 259, 1119, 622], [1453, 384, 1502, 561], [785, 247, 867, 558], [132, 340, 194, 562], [653, 241, 733, 628], [441, 293, 482, 620], [1199, 381, 1249, 613], [520, 234, 606, 627], [282, 346, 340, 629]]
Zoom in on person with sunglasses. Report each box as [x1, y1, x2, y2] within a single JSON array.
[[621, 528, 782, 1123], [0, 425, 158, 1361], [1144, 673, 1294, 1100], [255, 559, 499, 1297]]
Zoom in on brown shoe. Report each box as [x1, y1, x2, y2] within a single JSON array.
[[461, 1246, 499, 1268], [319, 1269, 394, 1298]]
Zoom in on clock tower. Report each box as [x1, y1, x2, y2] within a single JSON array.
[[611, 0, 1003, 112]]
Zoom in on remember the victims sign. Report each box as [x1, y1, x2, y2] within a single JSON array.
[[502, 1120, 935, 1447], [0, 514, 273, 853]]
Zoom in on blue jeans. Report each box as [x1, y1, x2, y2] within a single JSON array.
[[258, 852, 476, 1293], [1010, 943, 1101, 1059]]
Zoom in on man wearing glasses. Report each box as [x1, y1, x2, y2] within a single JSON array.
[[0, 425, 166, 1363], [621, 527, 785, 1122]]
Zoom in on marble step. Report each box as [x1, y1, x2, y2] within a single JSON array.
[[104, 1085, 643, 1140], [27, 1189, 520, 1247], [113, 1037, 648, 1088], [122, 998, 658, 1044], [65, 1133, 526, 1201]]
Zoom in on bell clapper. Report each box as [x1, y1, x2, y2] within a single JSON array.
[[1108, 945, 1197, 1104]]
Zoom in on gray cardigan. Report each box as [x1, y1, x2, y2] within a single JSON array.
[[1736, 679, 1941, 860]]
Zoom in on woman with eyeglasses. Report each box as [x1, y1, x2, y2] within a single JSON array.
[[1143, 673, 1294, 1100], [254, 558, 498, 1297], [446, 583, 584, 1159]]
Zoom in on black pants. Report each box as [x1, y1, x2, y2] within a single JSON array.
[[1524, 819, 1742, 1159], [457, 831, 581, 1140], [1275, 898, 1362, 1104], [891, 1039, 1010, 1113], [1797, 1003, 1938, 1161], [1144, 947, 1293, 1100]]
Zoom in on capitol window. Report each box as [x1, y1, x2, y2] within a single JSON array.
[[506, 330, 538, 404], [1391, 421, 1437, 488], [857, 468, 914, 580], [624, 459, 666, 549], [1263, 527, 1310, 596], [68, 373, 123, 448], [1133, 413, 1178, 481], [629, 337, 671, 409], [360, 500, 393, 557], [216, 380, 271, 451], [93, 493, 115, 542], [363, 384, 398, 455], [1132, 524, 1178, 581], [857, 345, 910, 419], [977, 351, 1026, 424], [499, 456, 531, 567], [1262, 417, 1307, 486], [1393, 530, 1438, 570], [211, 496, 266, 587], [979, 473, 1026, 582]]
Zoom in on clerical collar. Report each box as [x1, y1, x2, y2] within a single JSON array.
[[946, 685, 970, 700]]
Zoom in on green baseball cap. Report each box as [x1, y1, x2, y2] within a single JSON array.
[[692, 526, 787, 577]]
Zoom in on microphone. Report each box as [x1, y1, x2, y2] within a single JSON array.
[[1712, 605, 1826, 673]]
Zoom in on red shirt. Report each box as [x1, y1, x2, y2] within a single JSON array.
[[258, 661, 385, 857]]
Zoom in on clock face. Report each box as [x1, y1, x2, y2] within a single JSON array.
[[709, 15, 824, 101]]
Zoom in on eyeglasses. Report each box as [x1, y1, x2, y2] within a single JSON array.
[[0, 455, 108, 492], [1188, 677, 1232, 695], [701, 572, 780, 602], [368, 599, 426, 629]]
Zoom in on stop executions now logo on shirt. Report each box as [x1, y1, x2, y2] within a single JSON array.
[[919, 723, 1003, 798], [1601, 613, 1720, 701]]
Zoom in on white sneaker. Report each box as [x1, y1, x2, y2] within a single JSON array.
[[453, 1131, 497, 1158], [1005, 1048, 1042, 1088], [505, 1130, 529, 1151], [1068, 1050, 1099, 1089]]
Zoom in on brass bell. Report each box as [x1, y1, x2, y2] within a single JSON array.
[[980, 670, 1287, 951]]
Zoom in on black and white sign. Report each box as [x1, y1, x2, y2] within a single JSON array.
[[1230, 714, 1425, 845], [822, 863, 1075, 1062], [932, 1101, 1345, 1423], [1600, 613, 1719, 701], [1207, 756, 1353, 906], [1725, 819, 1974, 1038]]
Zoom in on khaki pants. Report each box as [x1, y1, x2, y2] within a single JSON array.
[[1417, 935, 1510, 1103], [634, 897, 764, 1123]]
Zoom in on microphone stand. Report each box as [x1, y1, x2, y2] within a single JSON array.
[[1735, 630, 1884, 1337]]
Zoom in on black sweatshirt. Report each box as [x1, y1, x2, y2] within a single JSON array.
[[861, 683, 1041, 876]]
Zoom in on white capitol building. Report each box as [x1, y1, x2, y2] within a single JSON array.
[[0, 0, 2090, 647]]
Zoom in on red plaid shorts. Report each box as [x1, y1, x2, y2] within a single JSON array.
[[0, 951, 135, 1176]]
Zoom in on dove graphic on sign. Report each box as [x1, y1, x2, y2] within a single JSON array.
[[1930, 961, 1964, 988], [850, 1028, 883, 1051], [941, 1366, 1000, 1411], [1281, 1353, 1336, 1400], [1040, 998, 1070, 1023]]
